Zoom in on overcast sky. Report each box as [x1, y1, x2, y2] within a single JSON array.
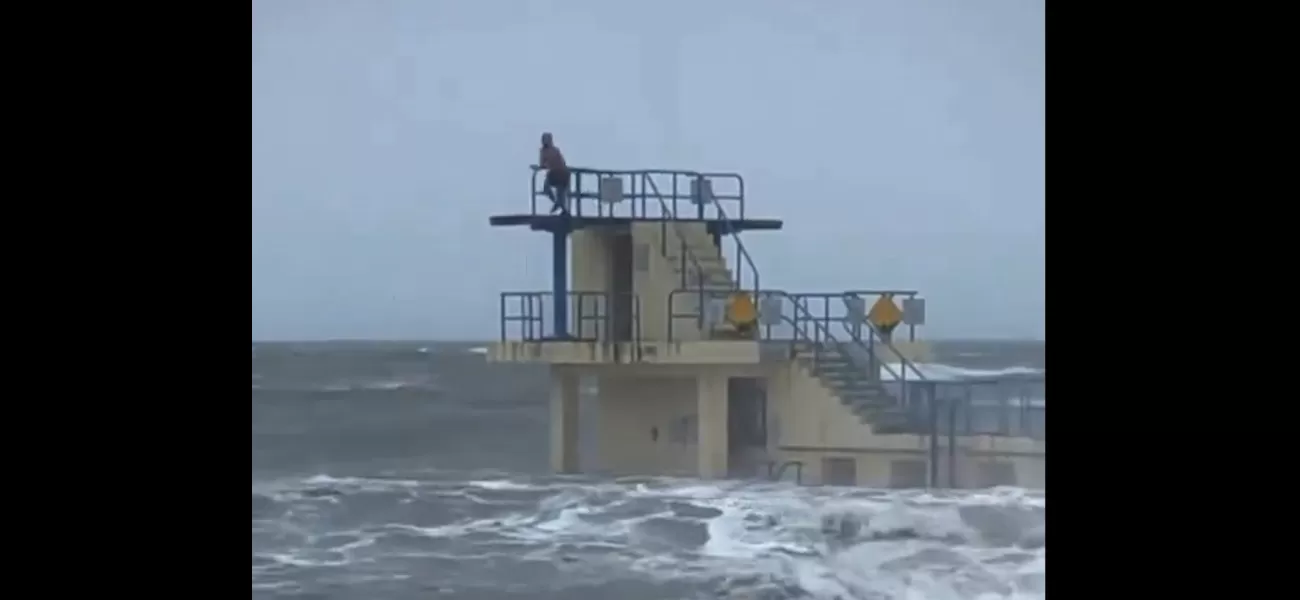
[[252, 0, 1044, 341]]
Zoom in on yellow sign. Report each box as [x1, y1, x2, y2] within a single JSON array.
[[867, 294, 903, 334], [725, 292, 758, 328]]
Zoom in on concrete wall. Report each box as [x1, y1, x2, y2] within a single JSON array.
[[593, 375, 699, 476], [629, 221, 721, 342], [773, 449, 1046, 489], [564, 365, 746, 479], [629, 222, 672, 342], [571, 227, 613, 340], [490, 340, 763, 365], [566, 222, 715, 343], [549, 361, 1042, 489], [766, 360, 1046, 489], [565, 221, 775, 346], [552, 225, 1045, 489]]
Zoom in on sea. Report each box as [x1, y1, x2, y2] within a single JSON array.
[[252, 340, 1046, 600]]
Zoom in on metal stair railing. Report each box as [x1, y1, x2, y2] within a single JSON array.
[[662, 287, 922, 424], [642, 175, 707, 295], [701, 175, 760, 298], [529, 168, 745, 327], [775, 291, 929, 414], [837, 293, 930, 402], [764, 291, 861, 372], [777, 291, 930, 409], [836, 313, 930, 409], [666, 288, 843, 357]]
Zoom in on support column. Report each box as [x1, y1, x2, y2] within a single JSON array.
[[696, 372, 729, 479], [551, 228, 569, 339], [549, 369, 580, 474]]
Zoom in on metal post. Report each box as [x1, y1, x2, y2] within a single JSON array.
[[927, 385, 940, 489], [947, 393, 958, 488], [551, 225, 570, 339]]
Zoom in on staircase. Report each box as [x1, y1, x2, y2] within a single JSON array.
[[644, 172, 929, 435], [662, 227, 733, 290], [643, 175, 740, 336], [792, 332, 924, 434]]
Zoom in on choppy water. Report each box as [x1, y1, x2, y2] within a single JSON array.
[[252, 341, 1045, 600]]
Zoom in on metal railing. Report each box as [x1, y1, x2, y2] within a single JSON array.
[[877, 378, 1046, 437], [936, 378, 1046, 439], [772, 291, 929, 408], [500, 291, 642, 344], [664, 288, 931, 411], [666, 286, 746, 341], [768, 460, 805, 484], [528, 168, 745, 221], [528, 168, 749, 327], [643, 175, 707, 299], [791, 292, 929, 408], [708, 186, 760, 296], [666, 289, 849, 352]]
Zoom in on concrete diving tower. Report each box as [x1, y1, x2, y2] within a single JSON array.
[[487, 167, 1045, 489]]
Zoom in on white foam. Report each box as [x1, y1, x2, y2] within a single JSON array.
[[468, 346, 489, 355], [318, 377, 442, 393], [255, 475, 1045, 599], [468, 479, 542, 491], [883, 362, 1044, 382], [300, 473, 421, 490]]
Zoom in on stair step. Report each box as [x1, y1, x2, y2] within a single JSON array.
[[837, 383, 890, 396], [825, 382, 883, 394], [816, 368, 876, 380], [844, 399, 892, 409], [665, 253, 725, 265], [798, 355, 854, 367], [841, 394, 891, 406], [870, 411, 920, 435], [838, 382, 887, 392]]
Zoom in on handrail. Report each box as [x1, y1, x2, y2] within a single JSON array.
[[526, 167, 744, 329], [781, 292, 922, 413], [643, 175, 707, 296], [499, 291, 642, 345], [836, 317, 929, 407], [664, 288, 926, 416], [702, 176, 760, 296], [836, 293, 930, 398], [780, 292, 860, 370], [665, 288, 854, 368], [767, 291, 930, 398], [768, 460, 805, 484], [528, 167, 745, 221]]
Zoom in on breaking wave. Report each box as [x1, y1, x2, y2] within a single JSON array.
[[884, 363, 1043, 382], [252, 473, 1045, 599], [250, 375, 443, 393]]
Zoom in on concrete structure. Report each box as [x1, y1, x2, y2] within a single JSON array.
[[489, 168, 1045, 489]]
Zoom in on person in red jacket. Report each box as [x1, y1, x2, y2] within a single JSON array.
[[538, 132, 570, 215]]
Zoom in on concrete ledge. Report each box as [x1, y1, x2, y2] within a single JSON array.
[[779, 435, 1045, 458], [489, 340, 764, 365]]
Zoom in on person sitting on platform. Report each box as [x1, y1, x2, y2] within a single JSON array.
[[538, 132, 570, 215]]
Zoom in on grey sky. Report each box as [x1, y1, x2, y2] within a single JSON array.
[[252, 0, 1044, 341]]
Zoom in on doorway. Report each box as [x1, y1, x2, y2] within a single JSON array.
[[608, 231, 634, 342], [727, 377, 768, 478]]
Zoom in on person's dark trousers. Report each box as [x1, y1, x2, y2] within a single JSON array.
[[545, 170, 570, 215]]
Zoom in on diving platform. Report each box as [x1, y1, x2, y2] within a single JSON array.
[[487, 166, 1045, 489], [489, 168, 783, 233], [489, 213, 783, 234]]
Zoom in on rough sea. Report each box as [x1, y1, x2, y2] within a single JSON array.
[[252, 340, 1046, 600]]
